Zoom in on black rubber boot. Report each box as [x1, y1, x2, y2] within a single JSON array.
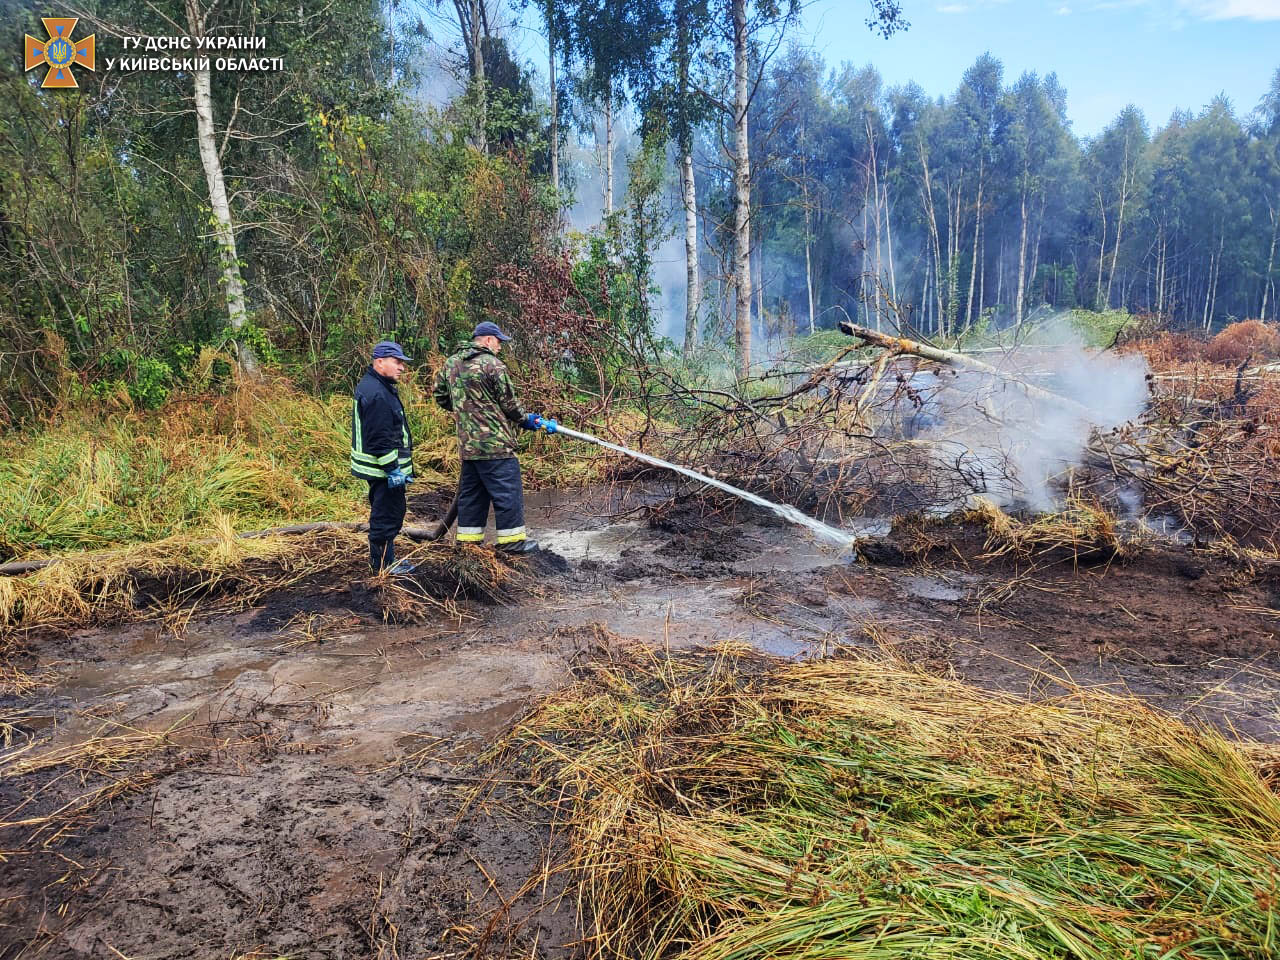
[[496, 539, 539, 555], [369, 539, 394, 572]]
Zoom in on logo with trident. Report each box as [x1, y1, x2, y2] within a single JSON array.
[[25, 18, 96, 89]]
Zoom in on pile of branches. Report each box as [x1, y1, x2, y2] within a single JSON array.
[[1089, 358, 1280, 551], [621, 348, 993, 522], [616, 318, 1280, 553], [495, 643, 1280, 960]]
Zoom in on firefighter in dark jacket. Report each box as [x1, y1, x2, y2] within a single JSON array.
[[432, 320, 552, 554], [351, 340, 415, 572]]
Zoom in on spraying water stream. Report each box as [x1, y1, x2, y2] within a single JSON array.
[[552, 425, 853, 549]]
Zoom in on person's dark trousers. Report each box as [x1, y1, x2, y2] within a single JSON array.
[[367, 477, 407, 570], [455, 457, 525, 546]]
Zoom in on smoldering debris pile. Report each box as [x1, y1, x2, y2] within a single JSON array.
[[643, 322, 1280, 551], [1089, 360, 1280, 552]]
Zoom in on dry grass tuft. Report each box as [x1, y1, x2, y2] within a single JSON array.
[[494, 644, 1280, 960], [962, 495, 1126, 563], [0, 527, 353, 632], [372, 542, 538, 623]]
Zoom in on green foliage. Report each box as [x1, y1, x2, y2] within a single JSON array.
[[104, 350, 174, 409], [1065, 309, 1137, 348], [786, 329, 864, 364]]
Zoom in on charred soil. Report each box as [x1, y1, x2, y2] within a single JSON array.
[[3, 484, 1279, 957]]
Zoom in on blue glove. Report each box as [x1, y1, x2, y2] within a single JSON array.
[[386, 467, 411, 488], [541, 418, 558, 434], [521, 412, 544, 431]]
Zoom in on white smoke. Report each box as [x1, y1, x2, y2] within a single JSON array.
[[909, 316, 1149, 511]]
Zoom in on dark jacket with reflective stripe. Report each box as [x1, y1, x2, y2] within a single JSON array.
[[351, 367, 413, 480]]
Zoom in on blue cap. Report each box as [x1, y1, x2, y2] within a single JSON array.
[[372, 340, 411, 361], [472, 320, 512, 342]]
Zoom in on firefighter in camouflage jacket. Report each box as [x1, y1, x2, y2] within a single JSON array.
[[432, 320, 550, 553]]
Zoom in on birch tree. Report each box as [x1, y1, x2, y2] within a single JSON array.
[[184, 0, 257, 374]]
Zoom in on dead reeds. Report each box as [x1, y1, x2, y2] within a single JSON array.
[[2, 524, 535, 633], [496, 643, 1280, 960], [962, 495, 1127, 563], [0, 520, 359, 633]]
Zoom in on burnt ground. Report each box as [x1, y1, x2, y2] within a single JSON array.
[[2, 483, 1279, 958]]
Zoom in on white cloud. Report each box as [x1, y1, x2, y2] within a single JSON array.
[[936, 3, 970, 12], [1175, 0, 1280, 18], [1057, 4, 1073, 11]]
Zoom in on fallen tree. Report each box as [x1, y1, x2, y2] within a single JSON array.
[[837, 320, 1101, 423]]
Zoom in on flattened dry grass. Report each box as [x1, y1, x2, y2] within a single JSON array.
[[497, 644, 1280, 960], [0, 517, 345, 631], [1, 525, 537, 632]]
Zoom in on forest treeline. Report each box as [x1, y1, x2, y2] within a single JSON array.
[[740, 52, 1280, 344], [1, 0, 1277, 425]]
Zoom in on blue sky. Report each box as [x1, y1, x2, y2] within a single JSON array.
[[800, 0, 1280, 136], [500, 0, 1280, 138]]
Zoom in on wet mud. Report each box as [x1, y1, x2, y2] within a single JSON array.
[[3, 483, 1279, 957]]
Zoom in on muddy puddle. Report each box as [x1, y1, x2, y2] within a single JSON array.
[[3, 482, 1280, 958]]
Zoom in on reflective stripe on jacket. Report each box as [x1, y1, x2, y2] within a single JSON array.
[[351, 367, 413, 480]]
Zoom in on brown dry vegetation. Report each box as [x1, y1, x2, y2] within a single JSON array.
[[5, 329, 1280, 959]]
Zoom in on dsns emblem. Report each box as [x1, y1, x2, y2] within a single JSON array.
[[25, 17, 96, 89]]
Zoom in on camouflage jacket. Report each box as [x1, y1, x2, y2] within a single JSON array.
[[432, 345, 526, 460]]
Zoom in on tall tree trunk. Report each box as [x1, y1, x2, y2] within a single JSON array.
[[1208, 231, 1224, 328], [996, 236, 1005, 318], [1014, 185, 1029, 327], [862, 176, 872, 327], [470, 0, 487, 152], [947, 183, 962, 335], [1202, 243, 1215, 330], [884, 182, 897, 308], [917, 140, 944, 333], [1262, 206, 1277, 322], [731, 0, 752, 378], [921, 258, 932, 335], [677, 2, 699, 355], [1094, 189, 1107, 310], [867, 114, 882, 327], [603, 94, 614, 216], [964, 160, 983, 332], [186, 0, 257, 375], [1105, 146, 1133, 310], [682, 150, 700, 354], [1155, 225, 1166, 318], [755, 241, 764, 337], [802, 176, 815, 334], [978, 216, 985, 322], [1029, 193, 1046, 307], [547, 7, 558, 192]]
